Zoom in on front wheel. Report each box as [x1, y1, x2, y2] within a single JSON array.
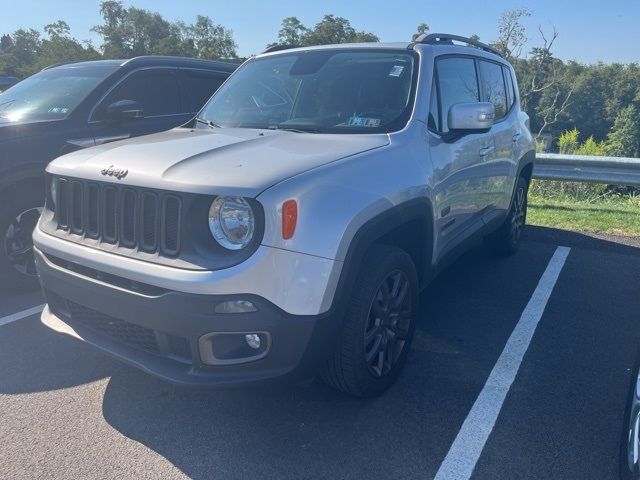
[[321, 245, 418, 397], [0, 188, 44, 292], [484, 175, 528, 256]]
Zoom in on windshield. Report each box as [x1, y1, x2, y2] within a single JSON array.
[[0, 65, 117, 122], [198, 49, 417, 134]]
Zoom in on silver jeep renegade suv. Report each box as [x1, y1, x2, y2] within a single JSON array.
[[33, 34, 535, 397]]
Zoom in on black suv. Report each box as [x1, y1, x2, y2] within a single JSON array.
[[0, 56, 235, 289]]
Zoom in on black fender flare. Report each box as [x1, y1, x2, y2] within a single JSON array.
[[327, 197, 435, 319]]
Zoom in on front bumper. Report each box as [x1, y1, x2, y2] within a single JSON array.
[[35, 247, 340, 387]]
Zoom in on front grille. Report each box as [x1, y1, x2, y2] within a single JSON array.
[[53, 177, 182, 257], [67, 301, 160, 354]]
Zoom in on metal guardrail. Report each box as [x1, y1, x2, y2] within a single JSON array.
[[533, 153, 640, 187]]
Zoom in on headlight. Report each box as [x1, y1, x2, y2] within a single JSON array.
[[208, 196, 255, 250]]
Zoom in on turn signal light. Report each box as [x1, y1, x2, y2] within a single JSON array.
[[282, 200, 297, 239]]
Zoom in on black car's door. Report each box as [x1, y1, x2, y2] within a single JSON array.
[[89, 67, 192, 145]]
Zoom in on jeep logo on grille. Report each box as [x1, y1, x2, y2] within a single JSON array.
[[101, 165, 128, 179]]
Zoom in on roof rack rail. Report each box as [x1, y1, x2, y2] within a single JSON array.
[[261, 44, 300, 54], [412, 33, 503, 58]]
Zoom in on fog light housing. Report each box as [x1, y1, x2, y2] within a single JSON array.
[[245, 333, 261, 349], [198, 331, 271, 365]]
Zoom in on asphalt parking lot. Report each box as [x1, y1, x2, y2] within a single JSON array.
[[1, 225, 639, 480]]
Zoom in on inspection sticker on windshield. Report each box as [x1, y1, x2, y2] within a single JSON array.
[[48, 107, 69, 114], [389, 65, 405, 77], [347, 116, 381, 128]]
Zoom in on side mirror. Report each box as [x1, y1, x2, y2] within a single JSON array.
[[448, 102, 494, 133], [106, 99, 144, 121]]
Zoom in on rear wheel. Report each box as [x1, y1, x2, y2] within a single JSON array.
[[484, 174, 528, 256], [321, 245, 418, 397], [0, 187, 44, 292]]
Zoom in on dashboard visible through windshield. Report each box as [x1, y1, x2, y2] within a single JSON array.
[[198, 49, 418, 134]]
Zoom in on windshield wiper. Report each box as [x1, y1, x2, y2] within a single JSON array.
[[267, 125, 321, 134], [195, 117, 221, 129]]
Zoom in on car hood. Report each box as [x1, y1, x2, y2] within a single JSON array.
[[47, 127, 389, 197], [0, 117, 63, 141]]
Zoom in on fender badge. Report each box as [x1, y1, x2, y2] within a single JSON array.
[[101, 165, 128, 179]]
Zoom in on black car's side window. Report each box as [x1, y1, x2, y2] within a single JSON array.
[[434, 57, 480, 133], [93, 69, 181, 121], [179, 70, 227, 113], [479, 60, 508, 120]]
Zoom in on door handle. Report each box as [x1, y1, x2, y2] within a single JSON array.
[[479, 146, 495, 157], [512, 133, 522, 142]]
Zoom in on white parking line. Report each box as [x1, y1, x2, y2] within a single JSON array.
[[0, 304, 45, 327], [434, 246, 571, 480]]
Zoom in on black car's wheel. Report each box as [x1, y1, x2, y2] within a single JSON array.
[[321, 244, 418, 397], [484, 174, 528, 256], [0, 187, 44, 292], [621, 359, 640, 479]]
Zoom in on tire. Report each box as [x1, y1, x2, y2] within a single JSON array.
[[484, 174, 528, 256], [321, 244, 418, 397], [620, 354, 640, 480], [0, 186, 44, 292]]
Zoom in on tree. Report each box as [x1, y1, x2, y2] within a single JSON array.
[[302, 15, 378, 45], [269, 14, 378, 48], [275, 17, 307, 46], [187, 15, 237, 60], [412, 23, 429, 41], [606, 103, 640, 158], [92, 1, 237, 59], [493, 8, 531, 59]]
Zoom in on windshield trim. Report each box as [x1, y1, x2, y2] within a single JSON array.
[[196, 48, 420, 135]]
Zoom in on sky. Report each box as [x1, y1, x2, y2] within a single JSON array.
[[0, 0, 638, 64]]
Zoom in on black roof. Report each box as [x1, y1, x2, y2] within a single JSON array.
[[43, 56, 238, 72]]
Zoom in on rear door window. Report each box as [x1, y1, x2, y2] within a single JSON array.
[[503, 66, 515, 109], [179, 70, 227, 113], [479, 61, 508, 120]]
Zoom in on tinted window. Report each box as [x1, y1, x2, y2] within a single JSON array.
[[503, 66, 515, 109], [479, 61, 508, 120], [0, 66, 116, 122], [198, 50, 417, 134], [179, 70, 226, 113], [435, 57, 479, 133], [94, 69, 181, 120]]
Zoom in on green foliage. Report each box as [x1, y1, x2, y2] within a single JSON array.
[[558, 128, 607, 156], [528, 193, 640, 236], [606, 103, 640, 158], [558, 129, 579, 154], [92, 2, 237, 60], [273, 17, 307, 46], [270, 14, 378, 48], [578, 136, 607, 156], [412, 23, 429, 41]]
